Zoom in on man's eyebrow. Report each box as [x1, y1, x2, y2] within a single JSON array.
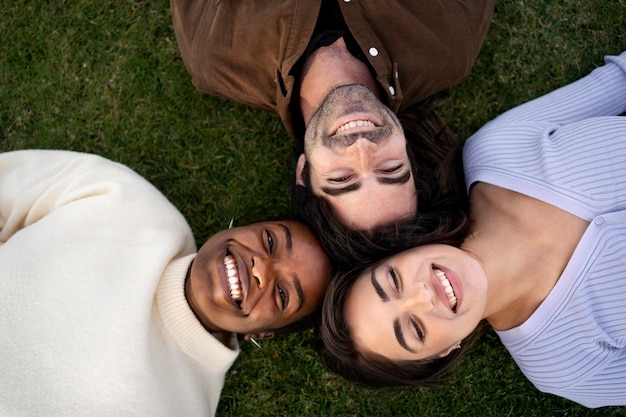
[[278, 223, 292, 251], [371, 268, 389, 302], [377, 170, 411, 185], [292, 274, 304, 313], [394, 318, 416, 353], [320, 170, 411, 196], [320, 182, 361, 196]]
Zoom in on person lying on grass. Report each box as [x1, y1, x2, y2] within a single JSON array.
[[171, 0, 494, 233], [320, 50, 626, 408], [0, 149, 331, 417]]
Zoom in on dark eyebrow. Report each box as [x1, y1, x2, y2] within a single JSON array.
[[394, 318, 416, 353], [377, 170, 411, 185], [320, 182, 361, 196], [320, 169, 411, 196], [292, 274, 304, 313], [378, 267, 418, 354], [278, 223, 292, 251], [371, 267, 389, 302]]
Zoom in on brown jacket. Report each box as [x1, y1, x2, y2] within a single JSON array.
[[171, 0, 494, 138]]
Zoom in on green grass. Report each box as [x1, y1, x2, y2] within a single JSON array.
[[2, 1, 626, 416]]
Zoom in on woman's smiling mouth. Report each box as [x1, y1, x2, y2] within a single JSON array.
[[224, 253, 243, 307], [434, 267, 458, 312]]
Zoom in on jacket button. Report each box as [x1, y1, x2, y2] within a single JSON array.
[[369, 47, 379, 57]]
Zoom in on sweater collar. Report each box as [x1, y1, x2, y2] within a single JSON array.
[[156, 254, 239, 373]]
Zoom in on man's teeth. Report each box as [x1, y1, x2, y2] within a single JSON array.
[[336, 119, 375, 134], [435, 268, 457, 311], [224, 254, 242, 303]]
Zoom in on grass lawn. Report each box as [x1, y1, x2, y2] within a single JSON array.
[[2, 1, 626, 416]]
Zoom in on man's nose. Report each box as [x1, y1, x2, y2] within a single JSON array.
[[347, 138, 377, 171], [250, 255, 273, 289]]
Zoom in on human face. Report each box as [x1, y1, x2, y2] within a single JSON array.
[[344, 245, 487, 361], [300, 84, 417, 230], [186, 220, 331, 335]]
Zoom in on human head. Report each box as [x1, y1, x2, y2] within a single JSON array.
[[185, 220, 332, 339], [344, 244, 487, 358], [294, 103, 466, 268], [293, 92, 465, 237], [319, 218, 482, 388], [295, 84, 417, 230]]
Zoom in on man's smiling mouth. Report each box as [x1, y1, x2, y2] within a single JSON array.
[[224, 252, 243, 307], [334, 119, 376, 135]]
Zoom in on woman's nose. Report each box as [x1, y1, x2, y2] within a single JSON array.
[[399, 283, 434, 312], [251, 255, 272, 288], [347, 138, 376, 171]]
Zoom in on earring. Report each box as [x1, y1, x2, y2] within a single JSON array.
[[453, 343, 461, 350], [248, 337, 262, 350], [228, 218, 234, 229]]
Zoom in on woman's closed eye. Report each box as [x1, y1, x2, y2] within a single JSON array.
[[410, 315, 425, 343], [389, 266, 402, 294], [277, 284, 287, 310]]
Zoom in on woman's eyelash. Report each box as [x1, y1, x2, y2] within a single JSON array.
[[277, 285, 286, 309], [389, 266, 400, 292], [411, 317, 425, 342], [266, 229, 274, 253]]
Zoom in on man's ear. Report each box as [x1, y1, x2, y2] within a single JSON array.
[[244, 331, 275, 341], [295, 153, 306, 187]]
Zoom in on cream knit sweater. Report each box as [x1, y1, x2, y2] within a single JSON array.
[[0, 150, 239, 416]]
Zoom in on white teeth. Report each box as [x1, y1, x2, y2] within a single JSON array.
[[435, 268, 457, 311], [224, 254, 242, 302], [336, 119, 375, 134]]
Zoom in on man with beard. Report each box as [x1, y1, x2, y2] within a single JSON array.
[[171, 0, 494, 233]]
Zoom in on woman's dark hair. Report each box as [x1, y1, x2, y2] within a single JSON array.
[[272, 309, 321, 336], [318, 220, 483, 388], [292, 98, 468, 267]]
